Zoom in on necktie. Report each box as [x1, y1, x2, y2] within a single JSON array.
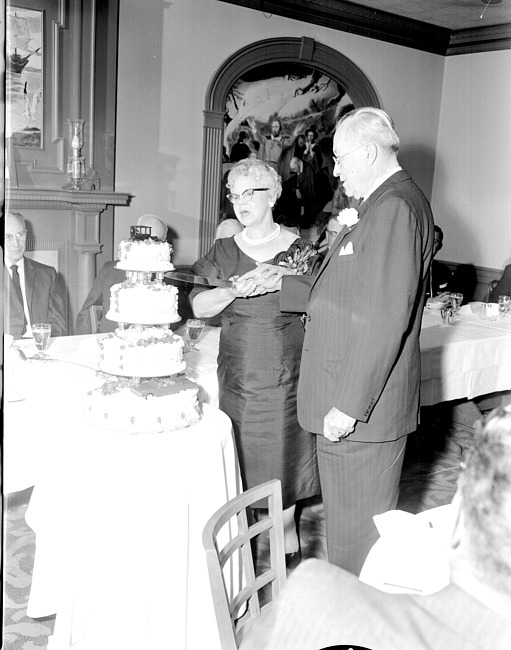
[[11, 264, 28, 334]]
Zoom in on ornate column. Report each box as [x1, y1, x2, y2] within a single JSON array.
[[199, 110, 224, 257]]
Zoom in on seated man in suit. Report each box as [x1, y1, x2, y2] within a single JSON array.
[[489, 263, 511, 302], [426, 225, 453, 298], [241, 406, 511, 650], [5, 211, 67, 339], [75, 214, 179, 334]]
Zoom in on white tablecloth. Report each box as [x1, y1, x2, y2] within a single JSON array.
[[420, 308, 511, 406], [184, 314, 511, 408], [4, 334, 241, 649]]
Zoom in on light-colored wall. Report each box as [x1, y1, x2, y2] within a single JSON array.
[[115, 0, 509, 272], [432, 51, 511, 270]]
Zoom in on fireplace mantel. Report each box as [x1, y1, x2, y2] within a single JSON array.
[[6, 188, 131, 211], [6, 187, 132, 334]]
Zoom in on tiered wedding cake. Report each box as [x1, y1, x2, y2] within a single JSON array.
[[85, 225, 200, 433]]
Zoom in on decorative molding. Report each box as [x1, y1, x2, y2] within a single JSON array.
[[446, 23, 511, 56], [200, 37, 380, 256], [218, 0, 510, 56], [5, 187, 132, 210]]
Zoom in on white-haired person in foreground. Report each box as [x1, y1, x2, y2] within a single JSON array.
[[75, 214, 169, 334], [241, 406, 511, 650]]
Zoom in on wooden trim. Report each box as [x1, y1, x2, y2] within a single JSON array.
[[446, 23, 511, 56], [200, 36, 380, 256], [218, 0, 510, 56]]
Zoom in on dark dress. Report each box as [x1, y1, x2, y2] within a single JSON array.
[[191, 237, 320, 509]]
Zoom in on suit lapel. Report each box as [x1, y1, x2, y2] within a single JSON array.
[[24, 257, 35, 316], [311, 170, 411, 291]]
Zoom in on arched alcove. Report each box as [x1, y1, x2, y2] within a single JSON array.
[[199, 37, 381, 256]]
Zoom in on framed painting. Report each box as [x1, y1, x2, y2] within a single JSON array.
[[6, 6, 44, 148]]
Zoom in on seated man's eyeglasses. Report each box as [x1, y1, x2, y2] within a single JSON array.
[[227, 188, 269, 204], [5, 230, 28, 242]]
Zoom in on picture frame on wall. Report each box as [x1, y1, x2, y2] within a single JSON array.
[[6, 6, 44, 148]]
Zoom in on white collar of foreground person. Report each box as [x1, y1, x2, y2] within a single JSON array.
[[362, 164, 402, 203]]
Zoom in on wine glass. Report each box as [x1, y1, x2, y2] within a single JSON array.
[[185, 319, 205, 351], [498, 295, 511, 317], [450, 292, 463, 315], [32, 323, 52, 359]]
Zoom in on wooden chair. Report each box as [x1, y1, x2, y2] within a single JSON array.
[[202, 479, 286, 650], [89, 305, 103, 333]]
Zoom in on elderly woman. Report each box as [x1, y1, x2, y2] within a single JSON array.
[[191, 158, 319, 555]]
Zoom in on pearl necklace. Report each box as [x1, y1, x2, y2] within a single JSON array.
[[242, 224, 281, 246]]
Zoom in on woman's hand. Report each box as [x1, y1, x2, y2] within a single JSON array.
[[237, 264, 296, 293], [230, 275, 266, 298]]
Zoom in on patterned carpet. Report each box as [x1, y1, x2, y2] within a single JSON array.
[[3, 407, 476, 649]]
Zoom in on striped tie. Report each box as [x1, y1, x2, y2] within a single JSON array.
[[11, 264, 28, 334]]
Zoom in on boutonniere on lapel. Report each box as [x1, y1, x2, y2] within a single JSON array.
[[337, 208, 359, 228]]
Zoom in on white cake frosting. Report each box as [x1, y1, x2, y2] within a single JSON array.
[[85, 375, 201, 433], [87, 226, 202, 433], [98, 327, 185, 377], [116, 238, 174, 272], [106, 280, 180, 325]]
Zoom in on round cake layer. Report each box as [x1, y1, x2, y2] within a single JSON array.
[[106, 280, 180, 325], [116, 238, 174, 272], [85, 375, 201, 433], [98, 328, 185, 377]]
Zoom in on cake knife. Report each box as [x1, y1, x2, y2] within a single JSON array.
[[165, 271, 237, 288]]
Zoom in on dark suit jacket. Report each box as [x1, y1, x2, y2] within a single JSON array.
[[489, 264, 511, 302], [5, 257, 67, 339], [75, 261, 126, 334], [280, 170, 434, 441], [240, 559, 511, 650]]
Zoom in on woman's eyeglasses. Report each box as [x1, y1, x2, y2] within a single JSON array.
[[227, 188, 269, 204]]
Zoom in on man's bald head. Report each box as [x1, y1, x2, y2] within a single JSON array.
[[137, 214, 168, 241]]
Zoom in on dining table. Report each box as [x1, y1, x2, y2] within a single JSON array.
[[4, 329, 242, 650], [180, 307, 511, 410], [420, 304, 511, 406]]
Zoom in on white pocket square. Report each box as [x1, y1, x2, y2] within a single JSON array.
[[339, 241, 354, 256]]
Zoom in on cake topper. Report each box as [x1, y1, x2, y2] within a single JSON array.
[[130, 225, 154, 240]]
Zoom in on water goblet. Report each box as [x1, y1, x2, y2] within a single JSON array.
[[498, 295, 511, 317], [450, 292, 463, 315], [185, 319, 205, 351], [32, 323, 52, 359]]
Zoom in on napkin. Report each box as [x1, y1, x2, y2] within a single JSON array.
[[359, 509, 451, 594]]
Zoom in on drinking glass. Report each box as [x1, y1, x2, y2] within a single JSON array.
[[32, 323, 52, 359], [185, 319, 205, 351], [498, 295, 511, 317], [450, 292, 463, 314]]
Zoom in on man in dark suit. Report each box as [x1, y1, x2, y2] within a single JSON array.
[[240, 408, 511, 650], [489, 263, 511, 302], [426, 225, 453, 298], [5, 211, 67, 339], [247, 108, 434, 574]]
